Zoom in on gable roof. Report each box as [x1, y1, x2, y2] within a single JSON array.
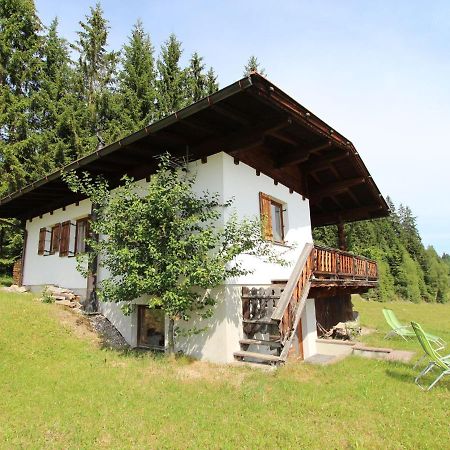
[[0, 73, 388, 226]]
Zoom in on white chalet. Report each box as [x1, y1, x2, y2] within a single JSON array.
[[0, 74, 388, 365]]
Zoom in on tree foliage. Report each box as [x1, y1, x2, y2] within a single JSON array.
[[243, 55, 266, 76], [0, 2, 219, 274], [64, 155, 286, 352]]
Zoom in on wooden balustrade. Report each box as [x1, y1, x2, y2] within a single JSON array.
[[313, 245, 378, 281]]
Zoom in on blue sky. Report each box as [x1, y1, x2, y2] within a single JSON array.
[[35, 0, 450, 254]]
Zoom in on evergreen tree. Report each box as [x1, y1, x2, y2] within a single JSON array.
[[156, 34, 186, 117], [243, 55, 266, 76], [73, 2, 119, 147], [186, 52, 207, 102], [38, 18, 82, 166], [0, 0, 43, 194], [205, 67, 219, 95], [117, 19, 156, 133]]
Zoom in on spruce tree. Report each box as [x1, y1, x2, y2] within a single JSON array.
[[38, 18, 83, 166], [73, 2, 119, 147], [205, 67, 219, 95], [156, 34, 186, 117], [186, 52, 207, 102], [243, 55, 266, 76], [116, 19, 156, 135], [0, 0, 43, 194]]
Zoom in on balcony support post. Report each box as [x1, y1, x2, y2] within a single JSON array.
[[337, 219, 347, 251]]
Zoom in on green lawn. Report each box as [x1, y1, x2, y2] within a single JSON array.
[[0, 292, 449, 449]]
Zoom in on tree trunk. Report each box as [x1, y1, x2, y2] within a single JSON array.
[[168, 317, 175, 355]]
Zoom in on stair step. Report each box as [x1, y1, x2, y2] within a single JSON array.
[[242, 318, 277, 325], [233, 351, 282, 363], [240, 338, 282, 348]]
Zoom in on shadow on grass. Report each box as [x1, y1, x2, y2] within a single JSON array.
[[385, 362, 449, 391], [100, 343, 196, 366]]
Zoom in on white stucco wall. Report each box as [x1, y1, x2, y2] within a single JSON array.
[[23, 199, 92, 295], [301, 298, 318, 359], [22, 152, 316, 363]]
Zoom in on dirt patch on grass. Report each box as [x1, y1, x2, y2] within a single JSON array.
[[52, 306, 100, 346], [175, 360, 251, 387]]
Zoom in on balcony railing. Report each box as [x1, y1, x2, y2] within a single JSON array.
[[313, 245, 378, 281]]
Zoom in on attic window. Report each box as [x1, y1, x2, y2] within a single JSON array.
[[259, 192, 285, 243]]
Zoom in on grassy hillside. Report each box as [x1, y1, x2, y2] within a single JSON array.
[[0, 292, 448, 448]]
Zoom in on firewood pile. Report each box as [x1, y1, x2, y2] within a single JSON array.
[[2, 284, 29, 293], [41, 285, 82, 309]]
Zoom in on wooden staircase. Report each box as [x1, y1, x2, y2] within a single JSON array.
[[234, 243, 314, 366]]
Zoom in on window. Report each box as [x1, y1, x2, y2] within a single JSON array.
[[50, 224, 61, 255], [75, 218, 89, 254], [137, 306, 165, 349], [259, 192, 285, 243]]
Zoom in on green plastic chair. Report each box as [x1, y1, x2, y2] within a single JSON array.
[[411, 321, 450, 391], [382, 308, 445, 349]]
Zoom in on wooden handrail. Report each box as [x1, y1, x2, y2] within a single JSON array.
[[271, 243, 315, 351], [271, 243, 314, 321]]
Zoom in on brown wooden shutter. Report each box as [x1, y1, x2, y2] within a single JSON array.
[[259, 192, 273, 240], [38, 228, 46, 255], [50, 224, 61, 254], [59, 221, 70, 257]]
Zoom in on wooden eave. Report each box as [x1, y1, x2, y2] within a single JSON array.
[[0, 73, 389, 225]]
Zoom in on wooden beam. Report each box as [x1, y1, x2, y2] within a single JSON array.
[[211, 103, 252, 126], [275, 141, 332, 168], [190, 118, 291, 157], [309, 177, 366, 202], [301, 150, 349, 173], [311, 205, 384, 226]]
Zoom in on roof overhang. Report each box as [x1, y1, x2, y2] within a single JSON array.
[[0, 73, 389, 226]]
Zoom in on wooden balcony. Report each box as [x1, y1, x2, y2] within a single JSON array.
[[311, 245, 378, 295]]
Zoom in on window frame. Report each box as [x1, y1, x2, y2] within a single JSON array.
[[259, 192, 286, 244], [270, 198, 285, 244]]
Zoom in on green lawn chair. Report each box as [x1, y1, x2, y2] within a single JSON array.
[[382, 308, 445, 349], [411, 321, 450, 391]]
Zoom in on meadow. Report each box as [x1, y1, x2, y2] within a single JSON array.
[[0, 291, 448, 449]]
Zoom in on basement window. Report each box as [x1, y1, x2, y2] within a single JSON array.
[[137, 306, 165, 350], [259, 192, 286, 244]]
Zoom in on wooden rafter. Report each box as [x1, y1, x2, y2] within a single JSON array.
[[302, 150, 349, 173], [312, 205, 383, 226], [309, 177, 366, 202], [190, 117, 291, 157], [274, 141, 332, 168]]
